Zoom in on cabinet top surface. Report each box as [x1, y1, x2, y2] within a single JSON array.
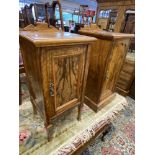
[[79, 30, 134, 40], [19, 31, 97, 47]]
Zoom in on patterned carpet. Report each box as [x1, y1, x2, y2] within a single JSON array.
[[20, 76, 135, 155], [82, 96, 135, 155]]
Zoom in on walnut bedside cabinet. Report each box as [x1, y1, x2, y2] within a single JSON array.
[[19, 24, 96, 140], [79, 24, 134, 112]]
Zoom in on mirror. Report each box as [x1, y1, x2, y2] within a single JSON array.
[[107, 10, 118, 32], [34, 3, 46, 22]]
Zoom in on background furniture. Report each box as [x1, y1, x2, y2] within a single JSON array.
[[116, 10, 135, 99], [121, 10, 135, 52], [73, 5, 96, 25], [116, 53, 135, 99], [96, 0, 135, 32], [19, 11, 26, 28], [74, 23, 84, 33], [21, 0, 64, 31], [24, 3, 35, 25], [96, 1, 135, 98], [34, 3, 46, 22], [79, 24, 134, 112], [19, 23, 96, 140], [107, 10, 118, 32]]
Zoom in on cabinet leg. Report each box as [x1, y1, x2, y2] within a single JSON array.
[[19, 76, 22, 105], [45, 124, 53, 142], [77, 104, 83, 121], [30, 96, 37, 115]]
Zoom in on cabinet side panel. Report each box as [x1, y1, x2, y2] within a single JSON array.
[[85, 39, 111, 103], [20, 38, 46, 121]]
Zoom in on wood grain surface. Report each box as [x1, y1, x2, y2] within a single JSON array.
[[79, 25, 133, 112], [19, 25, 96, 140]]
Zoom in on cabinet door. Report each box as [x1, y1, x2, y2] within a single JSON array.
[[100, 39, 130, 100], [43, 45, 87, 115]]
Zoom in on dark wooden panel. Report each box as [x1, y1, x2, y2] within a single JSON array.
[[85, 39, 112, 103]]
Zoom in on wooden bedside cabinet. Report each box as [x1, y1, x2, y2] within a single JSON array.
[[19, 24, 96, 140], [79, 25, 134, 112]]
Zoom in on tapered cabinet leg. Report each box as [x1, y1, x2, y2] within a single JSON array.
[[77, 103, 83, 121], [45, 124, 53, 142], [19, 76, 22, 105], [30, 96, 37, 115]]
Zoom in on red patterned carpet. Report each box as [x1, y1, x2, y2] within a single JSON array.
[[20, 76, 135, 155]]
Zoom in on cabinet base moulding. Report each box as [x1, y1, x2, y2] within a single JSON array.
[[115, 87, 130, 96], [84, 93, 116, 112]]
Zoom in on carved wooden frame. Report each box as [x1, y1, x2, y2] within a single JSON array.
[[24, 4, 35, 25], [45, 1, 64, 30]]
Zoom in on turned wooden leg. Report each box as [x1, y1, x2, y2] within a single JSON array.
[[77, 103, 83, 121]]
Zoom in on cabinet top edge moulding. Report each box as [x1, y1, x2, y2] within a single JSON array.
[[19, 31, 97, 47], [79, 28, 134, 40]]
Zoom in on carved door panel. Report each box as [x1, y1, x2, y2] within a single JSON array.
[[51, 46, 86, 113]]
